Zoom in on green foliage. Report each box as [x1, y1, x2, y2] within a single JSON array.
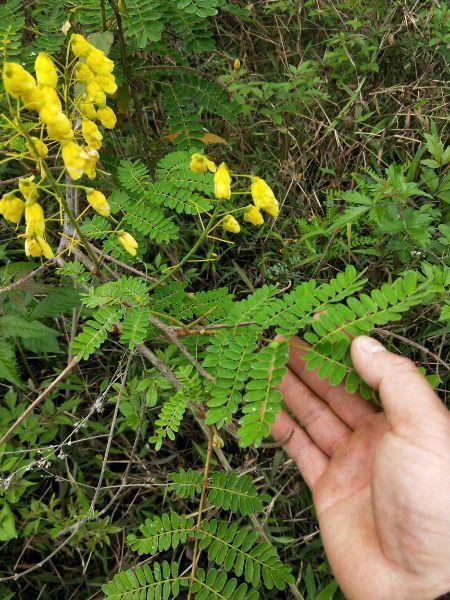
[[102, 560, 187, 599], [0, 1, 448, 598]]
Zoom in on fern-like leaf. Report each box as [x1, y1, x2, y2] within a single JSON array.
[[71, 306, 124, 361], [197, 520, 294, 590], [208, 472, 268, 516], [238, 341, 288, 448], [127, 513, 195, 555], [120, 307, 151, 348], [170, 468, 203, 498], [102, 560, 186, 599], [191, 568, 259, 600]]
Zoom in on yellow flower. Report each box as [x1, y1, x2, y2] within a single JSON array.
[[83, 147, 99, 179], [86, 189, 110, 217], [71, 34, 91, 58], [36, 236, 54, 259], [96, 74, 117, 95], [40, 105, 73, 141], [214, 162, 231, 199], [19, 177, 39, 203], [39, 85, 61, 110], [223, 214, 240, 233], [96, 106, 117, 129], [80, 96, 97, 119], [27, 137, 48, 160], [35, 53, 58, 88], [25, 202, 45, 237], [74, 62, 95, 84], [233, 58, 241, 72], [61, 141, 89, 180], [244, 204, 264, 226], [22, 85, 46, 111], [190, 153, 217, 174], [82, 119, 103, 150], [87, 81, 106, 106], [2, 63, 36, 99], [118, 230, 138, 256], [0, 193, 25, 224], [86, 48, 114, 75], [25, 237, 42, 258], [263, 198, 279, 218], [250, 177, 279, 217]]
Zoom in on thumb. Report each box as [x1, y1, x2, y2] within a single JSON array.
[[351, 335, 447, 433]]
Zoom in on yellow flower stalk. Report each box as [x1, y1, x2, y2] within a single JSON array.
[[82, 119, 103, 150], [2, 62, 36, 98], [25, 202, 45, 237], [19, 177, 39, 203], [214, 162, 231, 199], [0, 193, 25, 224], [223, 214, 240, 233], [250, 177, 279, 217], [61, 141, 89, 180], [244, 204, 264, 226], [233, 58, 241, 72], [118, 230, 138, 256], [86, 189, 110, 217], [97, 106, 117, 129], [35, 53, 58, 88], [190, 153, 217, 174], [70, 34, 91, 58], [27, 137, 48, 160]]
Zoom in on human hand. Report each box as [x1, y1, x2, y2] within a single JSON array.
[[271, 335, 450, 600]]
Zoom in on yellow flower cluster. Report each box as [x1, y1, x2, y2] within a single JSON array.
[[189, 153, 279, 234], [0, 37, 130, 260], [0, 177, 54, 259]]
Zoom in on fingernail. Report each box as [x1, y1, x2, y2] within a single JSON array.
[[355, 336, 385, 354]]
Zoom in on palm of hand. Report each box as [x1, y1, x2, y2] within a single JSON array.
[[271, 336, 450, 600]]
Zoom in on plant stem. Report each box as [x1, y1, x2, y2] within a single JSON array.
[[147, 200, 222, 293], [188, 426, 214, 598], [107, 0, 150, 157], [100, 0, 107, 31]]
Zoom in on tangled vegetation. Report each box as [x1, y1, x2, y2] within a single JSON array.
[[0, 1, 448, 598]]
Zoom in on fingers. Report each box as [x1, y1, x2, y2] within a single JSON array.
[[351, 336, 448, 434], [282, 335, 376, 429], [279, 368, 352, 456], [271, 408, 328, 489]]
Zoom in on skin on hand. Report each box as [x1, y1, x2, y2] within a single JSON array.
[[271, 335, 450, 600]]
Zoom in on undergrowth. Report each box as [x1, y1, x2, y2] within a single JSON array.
[[0, 1, 448, 599]]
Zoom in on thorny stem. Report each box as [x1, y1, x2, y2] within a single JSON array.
[[188, 426, 214, 598]]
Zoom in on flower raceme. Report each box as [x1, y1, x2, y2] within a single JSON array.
[[188, 154, 279, 234], [0, 35, 121, 260]]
